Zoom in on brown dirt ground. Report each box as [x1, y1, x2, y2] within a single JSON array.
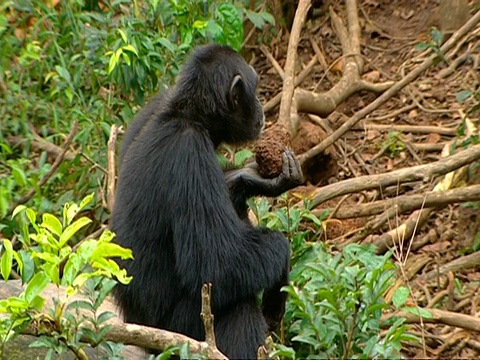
[[252, 0, 480, 358]]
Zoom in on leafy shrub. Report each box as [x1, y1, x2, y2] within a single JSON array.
[[0, 195, 132, 357], [250, 199, 415, 359]]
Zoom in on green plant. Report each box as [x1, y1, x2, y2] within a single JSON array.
[[381, 130, 406, 158], [0, 194, 132, 358], [415, 27, 447, 66], [249, 196, 326, 264], [274, 243, 416, 359]]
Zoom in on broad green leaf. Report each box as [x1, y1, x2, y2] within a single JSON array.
[[58, 217, 92, 247], [25, 208, 37, 225], [402, 306, 433, 319], [99, 229, 116, 243], [206, 19, 223, 38], [72, 272, 93, 289], [10, 164, 27, 187], [1, 239, 13, 281], [122, 44, 138, 57], [121, 51, 131, 66], [92, 242, 133, 260], [79, 193, 94, 211], [30, 295, 46, 311], [66, 299, 94, 312], [245, 9, 265, 29], [233, 149, 253, 167], [23, 271, 50, 304], [77, 239, 98, 260], [392, 286, 410, 308], [0, 297, 28, 312], [43, 263, 60, 285], [259, 11, 275, 25], [215, 4, 243, 51], [11, 205, 27, 220], [157, 37, 175, 53], [18, 250, 34, 282], [62, 253, 82, 286], [41, 213, 63, 237], [12, 250, 23, 276], [97, 311, 115, 324]]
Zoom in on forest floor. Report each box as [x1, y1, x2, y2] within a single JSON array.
[[252, 0, 480, 358]]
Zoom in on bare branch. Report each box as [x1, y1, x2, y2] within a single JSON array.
[[107, 125, 122, 212], [277, 0, 312, 134], [310, 144, 480, 207], [319, 185, 480, 219]]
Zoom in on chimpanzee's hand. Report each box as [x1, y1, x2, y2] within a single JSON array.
[[225, 149, 303, 198]]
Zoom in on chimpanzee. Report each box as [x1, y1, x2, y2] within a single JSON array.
[[110, 43, 303, 359]]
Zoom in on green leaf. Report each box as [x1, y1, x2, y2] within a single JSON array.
[[245, 9, 265, 29], [157, 37, 175, 53], [1, 239, 13, 281], [19, 250, 34, 282], [402, 306, 433, 319], [58, 217, 92, 247], [193, 20, 208, 29], [259, 11, 275, 25], [55, 65, 71, 83], [92, 242, 133, 261], [43, 263, 60, 285], [77, 239, 98, 260], [25, 208, 37, 225], [415, 42, 430, 51], [215, 4, 243, 51], [117, 28, 128, 43], [233, 149, 254, 167], [107, 50, 119, 75], [10, 164, 27, 187], [41, 213, 63, 237], [206, 19, 223, 38], [23, 271, 50, 304], [62, 253, 83, 286], [392, 286, 410, 308], [99, 229, 116, 243], [79, 193, 94, 211], [457, 89, 472, 102], [97, 311, 116, 324], [11, 205, 27, 220], [122, 44, 138, 57], [430, 27, 443, 45], [473, 232, 480, 252], [66, 299, 94, 312], [121, 51, 131, 66]]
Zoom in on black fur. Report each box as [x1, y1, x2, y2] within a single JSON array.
[[111, 44, 302, 359]]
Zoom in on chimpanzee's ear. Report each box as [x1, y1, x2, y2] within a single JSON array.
[[228, 75, 243, 110]]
